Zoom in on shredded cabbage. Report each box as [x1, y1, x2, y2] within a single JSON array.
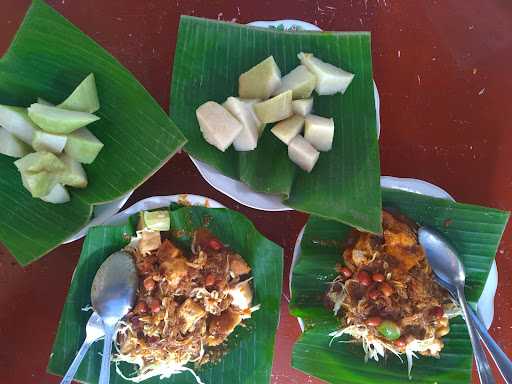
[[329, 324, 447, 379]]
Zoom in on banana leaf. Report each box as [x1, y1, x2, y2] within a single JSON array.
[[48, 205, 283, 384], [170, 16, 381, 234], [0, 0, 186, 266], [290, 188, 509, 383]]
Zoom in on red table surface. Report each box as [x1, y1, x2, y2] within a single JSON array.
[[1, 1, 511, 383]]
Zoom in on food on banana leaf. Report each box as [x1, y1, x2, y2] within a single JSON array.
[[14, 151, 65, 173], [58, 73, 100, 113], [288, 135, 319, 173], [195, 53, 351, 171], [223, 97, 259, 151], [196, 101, 243, 152], [271, 115, 304, 145], [273, 65, 316, 99], [304, 114, 334, 151], [58, 154, 88, 188], [141, 210, 170, 231], [41, 183, 70, 204], [0, 105, 39, 145], [64, 127, 104, 164], [28, 103, 99, 134], [0, 127, 31, 158], [292, 98, 313, 116], [32, 130, 67, 153], [326, 211, 460, 378], [114, 223, 259, 383], [253, 90, 293, 124], [298, 52, 354, 95], [238, 56, 281, 99], [0, 74, 103, 203]]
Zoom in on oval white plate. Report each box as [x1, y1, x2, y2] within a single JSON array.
[[290, 176, 498, 330], [190, 19, 381, 211], [104, 194, 225, 227], [63, 191, 134, 244]]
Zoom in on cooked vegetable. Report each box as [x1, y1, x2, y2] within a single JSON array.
[[273, 65, 316, 99], [238, 56, 281, 99], [0, 127, 31, 158], [304, 114, 334, 151], [142, 210, 170, 231], [14, 151, 65, 173], [58, 73, 100, 113], [196, 101, 243, 152], [242, 98, 266, 136], [27, 103, 99, 134], [58, 153, 88, 188], [292, 98, 313, 116], [327, 211, 460, 377], [115, 226, 259, 383], [36, 97, 52, 106], [32, 130, 67, 153], [20, 171, 58, 198], [0, 105, 39, 144], [298, 52, 354, 95], [64, 127, 104, 164], [223, 97, 259, 151], [41, 183, 70, 204], [377, 320, 401, 341], [271, 115, 304, 145], [288, 135, 319, 172], [253, 90, 292, 124]]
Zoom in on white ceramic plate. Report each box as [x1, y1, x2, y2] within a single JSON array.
[[290, 176, 498, 330], [103, 194, 225, 227], [190, 19, 381, 211], [63, 191, 134, 244]]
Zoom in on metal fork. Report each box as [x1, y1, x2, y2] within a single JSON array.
[[60, 311, 105, 384]]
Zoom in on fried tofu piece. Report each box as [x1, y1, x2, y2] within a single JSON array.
[[160, 256, 188, 287], [138, 231, 161, 255], [229, 280, 253, 310], [207, 308, 242, 346], [178, 298, 206, 334], [157, 239, 182, 261], [229, 253, 251, 276], [382, 211, 422, 271]]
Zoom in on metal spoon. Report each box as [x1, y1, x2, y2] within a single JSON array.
[[60, 312, 104, 384], [442, 284, 512, 384], [418, 229, 512, 384], [418, 227, 495, 384], [91, 251, 138, 384]]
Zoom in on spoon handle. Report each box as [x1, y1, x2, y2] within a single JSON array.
[[468, 308, 512, 384], [457, 286, 496, 384], [60, 339, 93, 384], [99, 329, 114, 384]]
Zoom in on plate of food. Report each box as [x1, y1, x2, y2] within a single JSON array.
[[0, 0, 186, 265], [188, 19, 381, 212], [171, 16, 382, 233], [48, 194, 283, 384], [289, 179, 509, 383]]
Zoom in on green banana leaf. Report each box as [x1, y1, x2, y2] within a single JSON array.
[[0, 0, 186, 266], [170, 16, 381, 234], [290, 188, 509, 383], [48, 205, 283, 384]]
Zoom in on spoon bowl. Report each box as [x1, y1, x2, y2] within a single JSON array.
[[418, 227, 465, 286], [418, 226, 495, 384], [91, 250, 138, 322], [91, 250, 138, 384]]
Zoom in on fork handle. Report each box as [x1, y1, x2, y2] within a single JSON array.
[[468, 308, 512, 384], [98, 328, 114, 384], [457, 286, 496, 384], [60, 339, 93, 384]]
